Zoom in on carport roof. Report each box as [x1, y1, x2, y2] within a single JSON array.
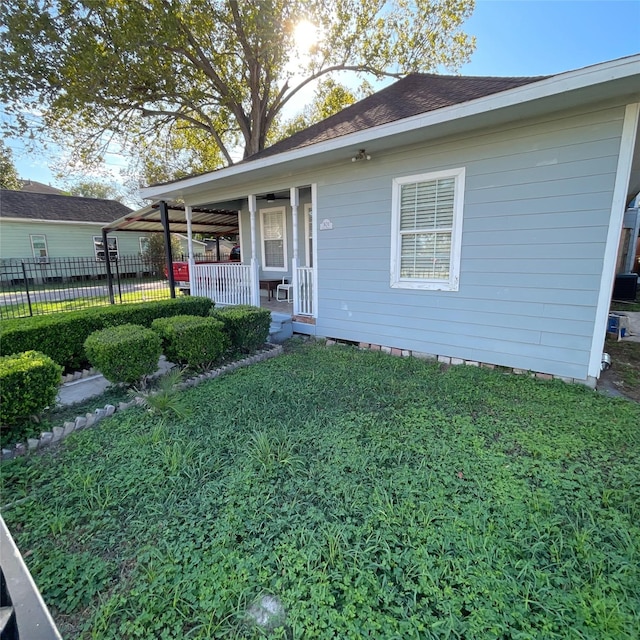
[[103, 202, 239, 236]]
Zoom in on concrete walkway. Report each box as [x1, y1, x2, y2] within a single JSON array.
[[56, 357, 174, 407]]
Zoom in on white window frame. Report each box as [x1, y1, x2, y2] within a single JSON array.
[[30, 234, 48, 259], [304, 202, 313, 268], [390, 167, 465, 291], [260, 206, 287, 271], [94, 235, 119, 262], [139, 236, 150, 254]]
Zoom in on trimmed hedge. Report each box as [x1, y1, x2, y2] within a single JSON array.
[[0, 351, 63, 426], [211, 305, 271, 353], [84, 324, 162, 385], [151, 315, 229, 370], [0, 297, 213, 372]]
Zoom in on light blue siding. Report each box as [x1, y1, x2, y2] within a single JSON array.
[[311, 102, 627, 381], [0, 221, 150, 259]]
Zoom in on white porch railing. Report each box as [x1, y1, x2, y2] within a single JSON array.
[[192, 263, 253, 306], [296, 266, 313, 316]]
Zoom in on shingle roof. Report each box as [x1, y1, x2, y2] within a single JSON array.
[[19, 180, 66, 195], [250, 73, 548, 160], [0, 190, 132, 223]]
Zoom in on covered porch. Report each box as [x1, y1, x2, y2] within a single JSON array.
[[103, 186, 317, 323]]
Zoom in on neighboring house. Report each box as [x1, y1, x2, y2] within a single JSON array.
[[0, 190, 152, 281], [19, 180, 67, 195], [124, 55, 639, 385], [174, 233, 206, 258]]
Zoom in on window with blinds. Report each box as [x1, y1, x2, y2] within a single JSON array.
[[261, 207, 286, 270], [391, 168, 465, 291]]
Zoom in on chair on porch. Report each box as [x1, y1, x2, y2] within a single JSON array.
[[276, 278, 294, 303]]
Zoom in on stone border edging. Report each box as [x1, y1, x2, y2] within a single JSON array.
[[325, 338, 588, 386], [1, 344, 283, 463]]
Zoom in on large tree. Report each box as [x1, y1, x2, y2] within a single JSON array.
[[66, 179, 124, 201], [0, 0, 475, 178], [0, 140, 21, 190]]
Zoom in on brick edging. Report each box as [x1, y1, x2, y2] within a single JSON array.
[[1, 344, 283, 463], [324, 338, 581, 385]]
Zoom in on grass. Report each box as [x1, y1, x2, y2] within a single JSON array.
[[1, 342, 639, 639], [611, 300, 640, 313], [0, 287, 172, 319]]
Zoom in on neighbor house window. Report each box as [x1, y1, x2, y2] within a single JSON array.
[[30, 234, 48, 259], [139, 237, 150, 254], [260, 207, 287, 270], [390, 168, 465, 291], [94, 236, 119, 261]]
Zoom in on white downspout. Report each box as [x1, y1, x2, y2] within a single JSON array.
[[290, 186, 299, 315], [248, 194, 260, 306]]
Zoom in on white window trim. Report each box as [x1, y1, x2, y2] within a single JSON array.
[[304, 202, 313, 268], [93, 235, 119, 261], [390, 167, 465, 291], [30, 234, 48, 259], [139, 236, 150, 254], [259, 206, 287, 272]]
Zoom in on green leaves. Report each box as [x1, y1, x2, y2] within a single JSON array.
[[3, 343, 639, 638], [0, 0, 476, 175]]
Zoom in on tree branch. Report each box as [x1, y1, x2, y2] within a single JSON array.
[[139, 107, 234, 165]]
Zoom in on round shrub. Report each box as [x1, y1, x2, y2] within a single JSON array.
[[151, 315, 230, 370], [84, 324, 162, 385], [211, 305, 271, 353], [0, 351, 63, 426]]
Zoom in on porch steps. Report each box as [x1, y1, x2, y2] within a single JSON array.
[[268, 312, 293, 343]]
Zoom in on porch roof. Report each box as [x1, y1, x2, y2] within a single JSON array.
[[103, 201, 239, 236]]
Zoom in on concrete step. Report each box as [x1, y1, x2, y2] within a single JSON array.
[[269, 312, 293, 343]]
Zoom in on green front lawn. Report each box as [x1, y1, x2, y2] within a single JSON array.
[[2, 342, 639, 639]]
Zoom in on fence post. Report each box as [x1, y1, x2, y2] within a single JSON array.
[[21, 262, 33, 317], [115, 258, 123, 303]]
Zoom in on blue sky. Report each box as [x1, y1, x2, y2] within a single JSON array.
[[7, 0, 640, 189]]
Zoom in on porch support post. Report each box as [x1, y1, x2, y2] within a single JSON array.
[[185, 204, 195, 295], [102, 227, 115, 304], [311, 182, 318, 317], [290, 187, 299, 315], [248, 195, 260, 306], [160, 200, 176, 298]]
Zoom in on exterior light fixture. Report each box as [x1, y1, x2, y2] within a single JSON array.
[[351, 149, 371, 162], [266, 193, 276, 202]]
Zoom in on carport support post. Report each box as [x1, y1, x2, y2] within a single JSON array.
[[102, 228, 115, 304], [160, 200, 176, 298]]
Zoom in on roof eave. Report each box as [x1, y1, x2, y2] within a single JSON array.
[[140, 55, 640, 201]]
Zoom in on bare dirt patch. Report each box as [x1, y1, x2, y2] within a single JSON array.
[[599, 338, 640, 402]]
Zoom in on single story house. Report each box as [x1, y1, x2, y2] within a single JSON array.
[[115, 55, 640, 386], [0, 189, 147, 261]]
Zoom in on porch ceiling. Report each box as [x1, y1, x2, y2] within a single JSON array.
[[103, 202, 240, 236]]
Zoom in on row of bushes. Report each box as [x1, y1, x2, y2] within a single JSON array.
[[0, 297, 213, 371], [1, 305, 272, 427]]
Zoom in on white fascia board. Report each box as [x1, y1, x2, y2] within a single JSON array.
[[0, 218, 108, 226], [140, 55, 640, 201]]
